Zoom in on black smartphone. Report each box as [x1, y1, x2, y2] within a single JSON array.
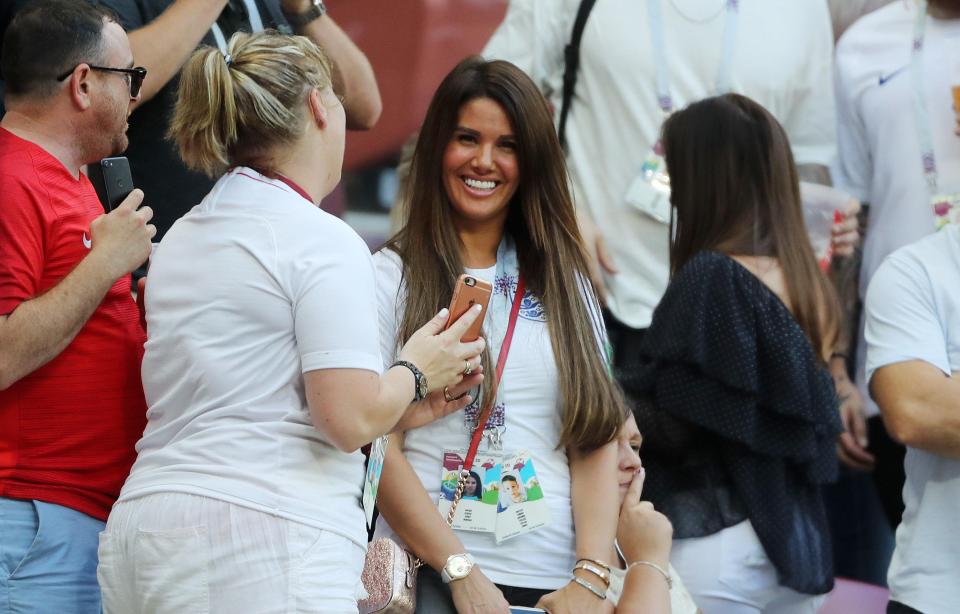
[[88, 156, 134, 211]]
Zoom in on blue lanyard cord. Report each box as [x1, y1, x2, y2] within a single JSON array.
[[912, 0, 941, 193], [647, 0, 740, 114]]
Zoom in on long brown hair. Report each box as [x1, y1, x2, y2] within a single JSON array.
[[383, 56, 624, 450], [662, 93, 839, 359]]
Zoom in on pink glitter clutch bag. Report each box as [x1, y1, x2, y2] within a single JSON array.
[[358, 538, 418, 614]]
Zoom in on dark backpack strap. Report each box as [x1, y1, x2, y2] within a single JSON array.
[[558, 0, 598, 149]]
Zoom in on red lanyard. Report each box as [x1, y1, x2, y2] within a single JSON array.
[[462, 277, 525, 471]]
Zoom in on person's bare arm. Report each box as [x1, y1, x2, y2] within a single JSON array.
[[829, 203, 874, 470], [304, 306, 484, 452], [0, 192, 155, 389], [577, 208, 617, 305], [537, 442, 619, 614], [376, 434, 510, 613], [799, 168, 871, 468], [124, 0, 228, 106], [283, 1, 381, 129], [871, 361, 960, 459]]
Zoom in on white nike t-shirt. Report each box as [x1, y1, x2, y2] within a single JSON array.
[[834, 2, 960, 415]]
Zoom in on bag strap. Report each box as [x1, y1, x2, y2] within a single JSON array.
[[445, 276, 526, 526], [558, 0, 598, 148]]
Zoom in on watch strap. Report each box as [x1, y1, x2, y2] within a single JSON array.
[[390, 359, 427, 402], [283, 0, 326, 28]]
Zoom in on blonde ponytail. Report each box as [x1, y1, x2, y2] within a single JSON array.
[[168, 30, 333, 178]]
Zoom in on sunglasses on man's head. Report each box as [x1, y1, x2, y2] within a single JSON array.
[[56, 64, 147, 98]]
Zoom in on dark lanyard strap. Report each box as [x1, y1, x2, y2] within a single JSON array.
[[462, 277, 526, 471], [559, 0, 599, 149]]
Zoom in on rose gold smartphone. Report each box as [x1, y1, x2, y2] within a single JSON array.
[[445, 274, 492, 342]]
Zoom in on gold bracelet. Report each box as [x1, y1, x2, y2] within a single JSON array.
[[573, 561, 610, 586], [625, 560, 672, 589], [570, 575, 607, 600], [574, 556, 611, 572]]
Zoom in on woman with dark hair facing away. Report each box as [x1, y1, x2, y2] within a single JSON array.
[[621, 93, 843, 614], [373, 56, 626, 613], [95, 32, 484, 612]]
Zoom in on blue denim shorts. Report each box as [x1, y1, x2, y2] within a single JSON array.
[[0, 497, 104, 613]]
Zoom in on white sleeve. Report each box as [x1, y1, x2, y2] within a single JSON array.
[[832, 35, 874, 203], [780, 3, 837, 167], [283, 218, 383, 374], [482, 0, 572, 98], [372, 249, 406, 370], [864, 250, 951, 385]]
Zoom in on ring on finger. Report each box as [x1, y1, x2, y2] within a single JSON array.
[[463, 359, 473, 376]]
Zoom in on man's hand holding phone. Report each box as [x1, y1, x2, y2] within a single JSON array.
[[88, 189, 156, 281]]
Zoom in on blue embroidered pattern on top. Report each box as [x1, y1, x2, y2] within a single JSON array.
[[494, 274, 518, 298], [466, 400, 505, 429], [519, 293, 545, 322], [494, 274, 546, 322]]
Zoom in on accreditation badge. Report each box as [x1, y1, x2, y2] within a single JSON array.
[[494, 451, 552, 544], [362, 435, 387, 529], [625, 140, 672, 224], [438, 449, 501, 533], [932, 192, 960, 230]]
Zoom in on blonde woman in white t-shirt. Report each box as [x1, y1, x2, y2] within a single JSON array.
[[372, 56, 627, 614], [96, 32, 485, 613]]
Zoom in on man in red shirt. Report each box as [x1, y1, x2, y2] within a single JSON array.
[[0, 1, 155, 610]]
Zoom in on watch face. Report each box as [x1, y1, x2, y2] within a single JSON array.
[[450, 559, 470, 577]]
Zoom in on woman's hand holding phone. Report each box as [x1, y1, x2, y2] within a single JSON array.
[[398, 305, 486, 395], [392, 278, 491, 430]]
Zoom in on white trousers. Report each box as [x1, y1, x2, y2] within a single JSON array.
[[97, 492, 366, 614], [671, 520, 826, 614]]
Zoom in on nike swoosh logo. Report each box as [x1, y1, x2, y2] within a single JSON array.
[[879, 65, 908, 86], [82, 233, 92, 249]]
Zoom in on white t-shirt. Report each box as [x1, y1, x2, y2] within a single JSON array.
[[835, 2, 960, 416], [864, 225, 960, 614], [483, 0, 836, 328], [372, 250, 604, 589], [120, 168, 382, 548]]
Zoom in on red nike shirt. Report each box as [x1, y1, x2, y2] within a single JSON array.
[[0, 127, 147, 521]]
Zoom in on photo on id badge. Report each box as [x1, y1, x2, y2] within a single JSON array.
[[439, 450, 501, 533], [495, 451, 550, 544]]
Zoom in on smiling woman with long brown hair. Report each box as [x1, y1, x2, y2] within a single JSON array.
[[372, 56, 626, 613]]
